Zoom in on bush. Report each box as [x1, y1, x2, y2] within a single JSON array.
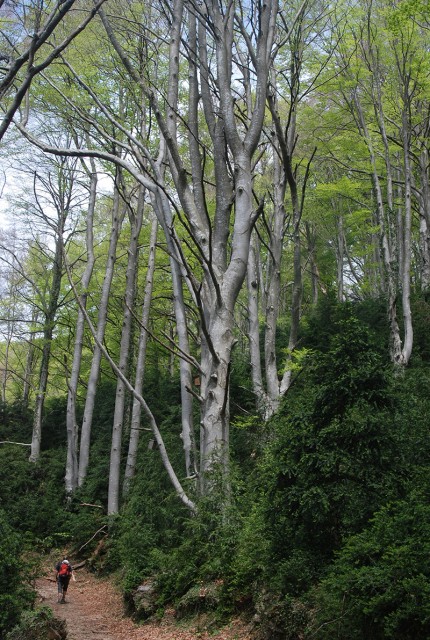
[[0, 447, 70, 542], [310, 488, 430, 640], [0, 512, 35, 638], [250, 318, 400, 596], [5, 607, 67, 640]]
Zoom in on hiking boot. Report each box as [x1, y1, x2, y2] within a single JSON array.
[[60, 598, 66, 604]]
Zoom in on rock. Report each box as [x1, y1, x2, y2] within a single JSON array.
[[132, 580, 158, 619], [175, 580, 223, 620]]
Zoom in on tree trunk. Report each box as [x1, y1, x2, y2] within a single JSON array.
[[78, 175, 125, 486], [399, 109, 413, 365], [23, 319, 38, 409], [419, 151, 430, 290], [108, 187, 144, 515], [29, 232, 64, 462], [247, 232, 269, 415], [305, 222, 319, 305], [336, 213, 345, 302], [123, 214, 158, 494], [263, 142, 285, 414], [65, 165, 97, 494], [352, 93, 403, 363]]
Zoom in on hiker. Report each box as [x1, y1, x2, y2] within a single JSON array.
[[55, 557, 74, 603]]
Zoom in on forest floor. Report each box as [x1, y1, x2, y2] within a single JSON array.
[[36, 566, 253, 640]]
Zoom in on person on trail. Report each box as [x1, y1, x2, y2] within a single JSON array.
[[55, 557, 74, 603]]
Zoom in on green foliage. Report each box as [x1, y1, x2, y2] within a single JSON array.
[[261, 316, 398, 586], [0, 512, 35, 638], [0, 402, 33, 443], [225, 310, 413, 637], [310, 486, 430, 640], [0, 447, 70, 543], [152, 487, 243, 615], [115, 463, 248, 619], [411, 295, 430, 362], [5, 607, 67, 640], [40, 397, 68, 451], [2, 293, 430, 640]]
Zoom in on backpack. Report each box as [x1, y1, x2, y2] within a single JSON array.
[[58, 561, 71, 577]]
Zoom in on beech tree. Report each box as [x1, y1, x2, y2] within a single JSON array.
[[4, 0, 430, 518], [77, 170, 125, 486], [107, 183, 144, 515], [123, 213, 158, 495], [149, 0, 278, 491], [65, 155, 97, 494], [316, 0, 430, 366], [18, 0, 277, 500]]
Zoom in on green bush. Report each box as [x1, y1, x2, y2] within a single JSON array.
[[5, 607, 67, 640], [0, 448, 70, 542], [251, 318, 400, 595], [0, 512, 35, 638], [310, 488, 430, 639]]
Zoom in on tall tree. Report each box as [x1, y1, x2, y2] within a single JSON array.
[[65, 155, 97, 494], [78, 169, 125, 486], [108, 183, 144, 515], [24, 156, 80, 461], [123, 213, 158, 494]]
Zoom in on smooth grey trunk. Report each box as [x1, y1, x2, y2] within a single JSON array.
[[419, 151, 430, 290], [267, 28, 314, 397], [336, 213, 345, 302], [399, 110, 413, 365], [263, 141, 285, 414], [23, 320, 38, 408], [352, 92, 403, 362], [123, 214, 158, 494], [108, 188, 144, 515], [78, 180, 125, 486], [305, 222, 319, 304], [153, 186, 197, 479], [247, 233, 269, 415], [278, 131, 304, 396], [29, 231, 64, 462], [65, 166, 97, 494], [279, 205, 302, 395]]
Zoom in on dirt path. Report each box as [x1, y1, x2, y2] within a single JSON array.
[[36, 568, 252, 640]]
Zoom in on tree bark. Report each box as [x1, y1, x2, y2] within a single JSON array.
[[30, 219, 65, 461], [123, 213, 158, 494], [78, 173, 125, 486], [108, 186, 144, 515], [65, 163, 97, 494]]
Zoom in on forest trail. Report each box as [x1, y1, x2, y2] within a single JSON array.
[[36, 567, 252, 640]]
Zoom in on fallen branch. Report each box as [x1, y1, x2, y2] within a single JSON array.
[[0, 440, 31, 446], [79, 502, 104, 509], [78, 525, 108, 552]]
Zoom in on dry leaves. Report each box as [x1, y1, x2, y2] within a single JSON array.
[[36, 567, 253, 640]]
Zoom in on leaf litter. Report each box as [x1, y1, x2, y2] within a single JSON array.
[[36, 567, 253, 640]]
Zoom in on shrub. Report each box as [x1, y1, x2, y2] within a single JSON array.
[[310, 488, 430, 640], [5, 607, 67, 640], [0, 512, 35, 638]]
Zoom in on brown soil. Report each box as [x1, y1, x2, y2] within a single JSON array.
[[36, 568, 253, 640]]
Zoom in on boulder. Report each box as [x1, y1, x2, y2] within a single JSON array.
[[132, 580, 158, 619]]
